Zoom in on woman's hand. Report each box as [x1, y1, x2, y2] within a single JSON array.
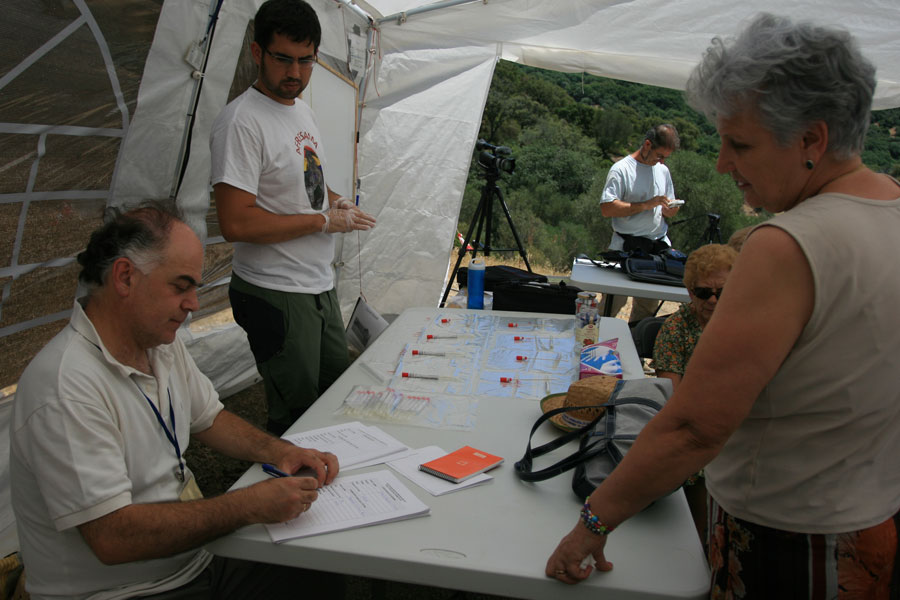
[[545, 521, 614, 584]]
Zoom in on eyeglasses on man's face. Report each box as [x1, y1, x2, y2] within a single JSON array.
[[263, 47, 317, 69], [692, 287, 723, 300]]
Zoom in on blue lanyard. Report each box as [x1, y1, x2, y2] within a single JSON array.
[[82, 337, 186, 482], [135, 381, 185, 483]]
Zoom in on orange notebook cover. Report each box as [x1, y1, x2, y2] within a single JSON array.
[[418, 446, 504, 483]]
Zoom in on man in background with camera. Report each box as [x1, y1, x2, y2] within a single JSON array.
[[210, 0, 376, 435], [599, 123, 683, 324]]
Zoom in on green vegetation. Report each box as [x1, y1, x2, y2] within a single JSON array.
[[459, 61, 900, 272]]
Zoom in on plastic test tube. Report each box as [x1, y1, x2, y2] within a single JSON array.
[[402, 372, 440, 380]]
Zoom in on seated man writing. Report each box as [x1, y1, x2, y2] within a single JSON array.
[[10, 202, 339, 599]]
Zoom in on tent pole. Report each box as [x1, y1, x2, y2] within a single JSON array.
[[168, 0, 225, 201], [376, 0, 481, 25], [332, 0, 372, 23]]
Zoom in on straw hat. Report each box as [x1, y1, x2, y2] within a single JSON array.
[[540, 375, 618, 432]]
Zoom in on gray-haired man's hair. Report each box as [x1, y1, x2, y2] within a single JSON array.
[[77, 200, 184, 291]]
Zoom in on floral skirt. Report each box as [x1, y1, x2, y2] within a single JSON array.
[[708, 497, 899, 600]]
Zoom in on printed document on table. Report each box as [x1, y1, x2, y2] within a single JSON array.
[[282, 421, 407, 468], [265, 470, 430, 542], [388, 446, 492, 496]]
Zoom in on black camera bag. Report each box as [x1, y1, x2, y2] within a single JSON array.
[[622, 254, 685, 287], [591, 248, 687, 287], [492, 280, 581, 314], [457, 265, 548, 291]]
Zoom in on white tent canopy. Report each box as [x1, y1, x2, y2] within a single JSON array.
[[185, 0, 900, 319], [1, 0, 898, 557], [347, 0, 900, 318]]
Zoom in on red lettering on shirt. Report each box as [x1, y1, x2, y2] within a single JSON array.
[[294, 131, 318, 155]]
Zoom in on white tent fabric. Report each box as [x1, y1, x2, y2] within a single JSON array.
[[1, 0, 899, 559], [348, 0, 900, 318], [130, 0, 900, 321], [362, 0, 900, 107]]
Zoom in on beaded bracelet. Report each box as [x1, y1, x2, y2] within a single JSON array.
[[580, 498, 615, 536]]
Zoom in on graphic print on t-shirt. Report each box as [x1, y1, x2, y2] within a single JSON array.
[[303, 146, 325, 210]]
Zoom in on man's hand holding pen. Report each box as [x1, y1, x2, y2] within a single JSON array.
[[249, 446, 339, 523]]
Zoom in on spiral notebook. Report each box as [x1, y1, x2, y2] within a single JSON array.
[[418, 446, 504, 483]]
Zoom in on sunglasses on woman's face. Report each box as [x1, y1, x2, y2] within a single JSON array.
[[693, 287, 723, 300]]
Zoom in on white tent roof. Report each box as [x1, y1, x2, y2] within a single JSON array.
[[344, 0, 900, 321], [360, 0, 900, 106]]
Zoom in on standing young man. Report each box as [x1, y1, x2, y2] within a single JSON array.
[[210, 0, 376, 434], [599, 124, 683, 323]]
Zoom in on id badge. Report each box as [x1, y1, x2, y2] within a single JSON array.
[[179, 474, 204, 501]]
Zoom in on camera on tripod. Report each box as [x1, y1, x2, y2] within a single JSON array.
[[476, 139, 516, 174]]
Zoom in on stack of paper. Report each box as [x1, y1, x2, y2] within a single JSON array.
[[283, 421, 408, 469], [265, 470, 430, 542]]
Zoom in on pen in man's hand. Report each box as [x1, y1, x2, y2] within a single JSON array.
[[262, 463, 290, 478]]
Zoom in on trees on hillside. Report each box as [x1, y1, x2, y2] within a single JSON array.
[[459, 62, 895, 272]]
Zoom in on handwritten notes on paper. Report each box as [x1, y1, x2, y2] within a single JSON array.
[[265, 470, 430, 542]]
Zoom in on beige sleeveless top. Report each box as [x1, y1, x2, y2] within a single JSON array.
[[706, 191, 900, 533]]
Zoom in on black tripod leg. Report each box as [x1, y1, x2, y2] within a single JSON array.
[[494, 186, 532, 272], [702, 226, 723, 244], [482, 186, 493, 258], [440, 192, 486, 307]]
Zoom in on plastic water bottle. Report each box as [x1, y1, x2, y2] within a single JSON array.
[[467, 259, 485, 309]]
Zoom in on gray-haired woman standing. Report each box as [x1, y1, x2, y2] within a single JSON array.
[[546, 13, 900, 598]]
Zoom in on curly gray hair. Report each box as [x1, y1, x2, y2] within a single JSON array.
[[685, 13, 875, 159], [77, 200, 183, 291]]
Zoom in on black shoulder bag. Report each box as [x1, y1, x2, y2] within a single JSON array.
[[514, 378, 673, 499]]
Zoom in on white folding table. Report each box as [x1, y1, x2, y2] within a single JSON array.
[[570, 257, 690, 316], [206, 307, 709, 600]]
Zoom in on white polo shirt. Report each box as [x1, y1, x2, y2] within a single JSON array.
[[10, 300, 223, 600]]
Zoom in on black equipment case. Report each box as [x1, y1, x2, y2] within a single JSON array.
[[457, 265, 548, 291], [492, 280, 582, 314]]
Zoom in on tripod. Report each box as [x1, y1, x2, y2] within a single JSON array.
[[700, 213, 722, 244], [670, 212, 722, 247], [440, 168, 532, 307]]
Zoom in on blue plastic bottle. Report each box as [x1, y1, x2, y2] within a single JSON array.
[[467, 259, 485, 309]]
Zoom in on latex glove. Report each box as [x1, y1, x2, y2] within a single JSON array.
[[321, 206, 376, 233], [333, 196, 355, 210]]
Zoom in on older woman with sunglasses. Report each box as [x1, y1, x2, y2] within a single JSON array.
[[652, 243, 737, 545], [652, 243, 738, 391], [546, 14, 900, 598]]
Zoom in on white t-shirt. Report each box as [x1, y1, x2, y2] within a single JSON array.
[[210, 87, 335, 293], [600, 155, 674, 250], [10, 300, 223, 600]]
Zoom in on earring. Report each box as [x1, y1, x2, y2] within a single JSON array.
[[805, 159, 815, 170]]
